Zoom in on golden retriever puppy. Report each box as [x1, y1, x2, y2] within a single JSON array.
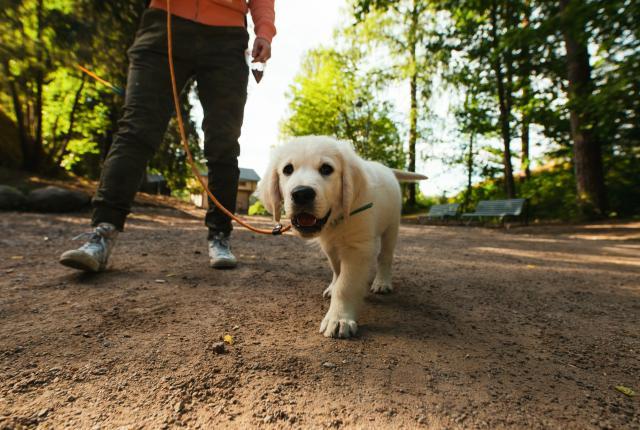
[[258, 136, 425, 338]]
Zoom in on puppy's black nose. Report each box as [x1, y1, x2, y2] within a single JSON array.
[[291, 186, 316, 205]]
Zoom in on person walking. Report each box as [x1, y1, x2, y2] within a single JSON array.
[[59, 0, 276, 272]]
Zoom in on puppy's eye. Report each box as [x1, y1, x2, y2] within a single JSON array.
[[319, 163, 334, 176], [283, 164, 294, 176]]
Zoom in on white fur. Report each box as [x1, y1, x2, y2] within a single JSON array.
[[257, 136, 404, 339]]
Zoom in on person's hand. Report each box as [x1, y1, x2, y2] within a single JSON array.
[[252, 37, 271, 63]]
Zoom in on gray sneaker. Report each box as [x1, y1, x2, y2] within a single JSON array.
[[59, 223, 118, 272], [208, 232, 237, 269]]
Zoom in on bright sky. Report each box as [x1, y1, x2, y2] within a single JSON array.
[[191, 0, 536, 197]]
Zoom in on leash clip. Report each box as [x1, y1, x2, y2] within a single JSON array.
[[272, 223, 284, 235]]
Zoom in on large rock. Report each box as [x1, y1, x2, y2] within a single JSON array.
[[0, 185, 27, 210], [27, 186, 90, 212]]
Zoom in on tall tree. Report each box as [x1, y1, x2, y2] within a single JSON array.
[[488, 0, 517, 197], [558, 0, 606, 216], [432, 0, 526, 197], [353, 0, 440, 206], [516, 0, 533, 180]]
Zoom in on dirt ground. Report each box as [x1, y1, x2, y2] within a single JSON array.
[[0, 204, 638, 429]]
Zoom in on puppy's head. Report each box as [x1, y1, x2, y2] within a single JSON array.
[[257, 136, 364, 238]]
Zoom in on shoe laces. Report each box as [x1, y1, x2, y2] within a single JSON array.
[[211, 233, 230, 249], [73, 224, 114, 247]]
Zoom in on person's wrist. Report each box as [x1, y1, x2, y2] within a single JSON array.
[[256, 36, 271, 45]]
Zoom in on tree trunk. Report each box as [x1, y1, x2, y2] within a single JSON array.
[[55, 76, 87, 164], [463, 133, 474, 211], [520, 2, 532, 181], [32, 77, 43, 171], [521, 118, 530, 180], [407, 0, 419, 207], [4, 62, 29, 165], [408, 70, 418, 206], [490, 0, 516, 198], [559, 0, 607, 216], [26, 0, 45, 171]]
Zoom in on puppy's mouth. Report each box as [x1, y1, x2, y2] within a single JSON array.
[[291, 210, 331, 235]]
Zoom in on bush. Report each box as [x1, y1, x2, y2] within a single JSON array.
[[248, 200, 269, 216], [450, 160, 640, 221]]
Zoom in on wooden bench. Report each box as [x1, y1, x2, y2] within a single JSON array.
[[418, 203, 460, 224], [461, 198, 527, 225]]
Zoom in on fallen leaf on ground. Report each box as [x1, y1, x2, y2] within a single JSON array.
[[615, 385, 636, 397], [526, 264, 536, 269], [223, 334, 234, 345]]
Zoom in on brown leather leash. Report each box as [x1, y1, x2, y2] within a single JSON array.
[[166, 0, 290, 235]]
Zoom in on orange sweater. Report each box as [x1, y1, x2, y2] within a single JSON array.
[[150, 0, 276, 43]]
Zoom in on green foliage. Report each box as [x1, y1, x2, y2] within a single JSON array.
[[604, 152, 640, 218], [0, 0, 144, 173], [42, 67, 114, 177], [282, 47, 405, 168], [452, 160, 640, 221], [248, 200, 269, 216], [450, 164, 577, 221], [60, 138, 99, 171], [0, 0, 203, 194], [359, 0, 639, 218]]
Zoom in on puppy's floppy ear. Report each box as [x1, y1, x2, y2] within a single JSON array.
[[257, 157, 283, 222], [340, 143, 366, 218]]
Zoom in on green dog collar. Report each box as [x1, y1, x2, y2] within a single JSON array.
[[330, 202, 374, 227]]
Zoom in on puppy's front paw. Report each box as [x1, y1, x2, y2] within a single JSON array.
[[370, 279, 393, 294], [320, 312, 358, 338]]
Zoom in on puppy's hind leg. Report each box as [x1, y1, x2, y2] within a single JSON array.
[[323, 247, 340, 298], [371, 224, 398, 294]]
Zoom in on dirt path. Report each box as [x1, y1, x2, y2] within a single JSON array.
[[1, 206, 638, 429]]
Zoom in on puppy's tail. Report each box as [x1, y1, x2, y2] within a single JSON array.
[[392, 169, 428, 182]]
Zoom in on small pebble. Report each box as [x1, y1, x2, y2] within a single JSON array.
[[322, 361, 336, 369], [211, 342, 226, 354], [174, 401, 183, 413]]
